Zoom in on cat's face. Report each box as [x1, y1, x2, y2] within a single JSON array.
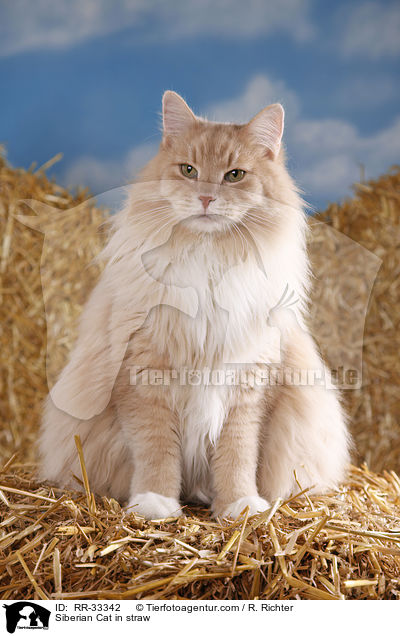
[[136, 92, 301, 240], [157, 122, 269, 234]]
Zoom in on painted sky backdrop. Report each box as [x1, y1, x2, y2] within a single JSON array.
[[1, 0, 399, 210]]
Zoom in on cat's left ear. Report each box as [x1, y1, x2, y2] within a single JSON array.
[[246, 104, 284, 159], [162, 91, 197, 139]]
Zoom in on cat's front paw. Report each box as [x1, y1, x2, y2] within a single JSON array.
[[126, 492, 182, 520], [216, 495, 270, 519]]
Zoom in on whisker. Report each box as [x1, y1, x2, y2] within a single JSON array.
[[244, 211, 281, 226], [149, 217, 178, 242], [231, 222, 247, 258], [244, 218, 280, 232], [131, 209, 174, 227], [238, 221, 261, 249]]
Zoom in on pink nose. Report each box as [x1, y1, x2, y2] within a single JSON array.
[[199, 195, 215, 211]]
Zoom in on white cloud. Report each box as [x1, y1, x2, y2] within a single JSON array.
[[362, 117, 400, 168], [293, 116, 400, 201], [63, 141, 158, 193], [340, 2, 400, 59], [0, 0, 148, 56], [155, 0, 314, 42], [0, 0, 313, 57], [291, 119, 359, 155], [298, 154, 359, 195], [208, 74, 300, 122], [333, 75, 397, 110]]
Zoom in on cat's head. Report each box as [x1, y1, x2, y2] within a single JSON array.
[[133, 91, 303, 241]]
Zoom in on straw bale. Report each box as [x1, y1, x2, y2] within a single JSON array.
[[1, 460, 399, 599], [0, 148, 107, 463]]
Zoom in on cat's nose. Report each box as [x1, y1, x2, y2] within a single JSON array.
[[198, 195, 215, 211]]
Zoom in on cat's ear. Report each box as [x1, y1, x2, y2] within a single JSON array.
[[246, 104, 284, 159], [162, 91, 197, 138]]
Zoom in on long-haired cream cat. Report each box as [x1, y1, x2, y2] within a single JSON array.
[[39, 91, 351, 519]]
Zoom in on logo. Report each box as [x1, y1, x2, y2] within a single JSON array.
[[3, 603, 50, 634]]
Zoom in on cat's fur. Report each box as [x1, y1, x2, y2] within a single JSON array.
[[39, 91, 351, 519]]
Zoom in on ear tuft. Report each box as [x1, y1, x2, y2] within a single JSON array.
[[162, 91, 197, 137], [247, 103, 284, 159]]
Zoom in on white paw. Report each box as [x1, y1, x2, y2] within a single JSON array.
[[220, 495, 270, 519], [126, 491, 182, 520]]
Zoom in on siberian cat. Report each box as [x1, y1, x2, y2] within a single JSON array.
[[39, 91, 351, 519]]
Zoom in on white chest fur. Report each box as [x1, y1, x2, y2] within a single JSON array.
[[156, 249, 274, 502]]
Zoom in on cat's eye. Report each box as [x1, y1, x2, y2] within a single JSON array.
[[180, 164, 198, 179], [224, 169, 246, 183]]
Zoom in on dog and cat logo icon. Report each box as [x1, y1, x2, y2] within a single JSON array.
[[2, 603, 50, 633]]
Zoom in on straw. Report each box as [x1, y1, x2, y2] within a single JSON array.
[[1, 463, 400, 599]]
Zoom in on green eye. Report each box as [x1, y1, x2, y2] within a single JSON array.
[[180, 164, 198, 179], [224, 169, 245, 183]]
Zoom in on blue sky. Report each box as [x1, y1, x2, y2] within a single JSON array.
[[1, 0, 399, 210]]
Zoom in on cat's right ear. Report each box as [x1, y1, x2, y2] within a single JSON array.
[[246, 103, 285, 159], [162, 91, 197, 142]]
